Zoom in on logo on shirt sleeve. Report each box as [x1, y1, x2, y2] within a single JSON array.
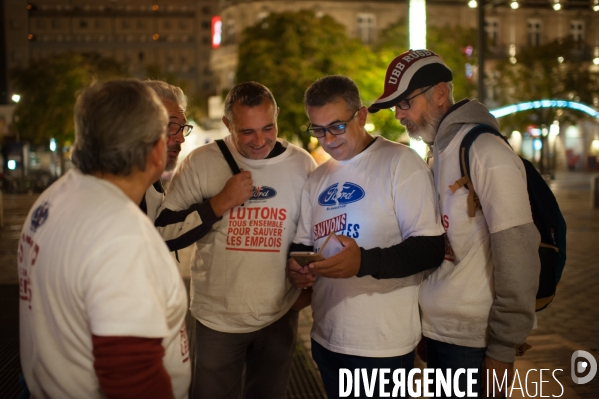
[[30, 201, 50, 232]]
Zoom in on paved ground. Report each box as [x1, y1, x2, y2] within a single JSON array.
[[1, 171, 598, 398]]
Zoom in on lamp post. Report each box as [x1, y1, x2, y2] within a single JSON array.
[[478, 0, 486, 104], [408, 0, 428, 159]]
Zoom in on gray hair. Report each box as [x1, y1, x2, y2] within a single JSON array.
[[143, 79, 188, 111], [224, 81, 277, 122], [71, 79, 168, 176], [304, 75, 362, 113], [424, 81, 455, 106]]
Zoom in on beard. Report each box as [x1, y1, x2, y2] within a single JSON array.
[[403, 102, 444, 146], [165, 143, 181, 171]]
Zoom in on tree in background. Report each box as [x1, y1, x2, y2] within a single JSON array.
[[427, 25, 478, 102], [237, 10, 379, 149], [10, 52, 128, 171], [144, 64, 206, 124], [496, 37, 597, 127], [495, 37, 599, 172], [237, 12, 481, 149]]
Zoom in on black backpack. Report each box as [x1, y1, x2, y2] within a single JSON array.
[[449, 124, 567, 311]]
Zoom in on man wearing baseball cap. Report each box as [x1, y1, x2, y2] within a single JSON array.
[[367, 49, 541, 397]]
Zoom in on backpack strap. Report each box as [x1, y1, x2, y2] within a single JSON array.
[[215, 139, 241, 175], [449, 124, 512, 217]]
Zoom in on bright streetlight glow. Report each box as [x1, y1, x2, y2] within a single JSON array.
[[8, 160, 17, 170], [510, 1, 519, 9], [12, 94, 20, 103], [468, 0, 478, 8]]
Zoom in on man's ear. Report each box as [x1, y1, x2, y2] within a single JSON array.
[[148, 136, 167, 176], [435, 82, 450, 105], [222, 116, 231, 131], [357, 106, 368, 126]]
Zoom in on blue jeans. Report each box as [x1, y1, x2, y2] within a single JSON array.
[[426, 338, 505, 399], [311, 339, 415, 399]]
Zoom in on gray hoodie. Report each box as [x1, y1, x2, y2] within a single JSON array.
[[433, 99, 540, 363]]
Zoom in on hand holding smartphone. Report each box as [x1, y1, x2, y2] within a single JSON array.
[[289, 232, 343, 267]]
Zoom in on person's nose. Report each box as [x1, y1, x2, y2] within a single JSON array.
[[322, 129, 338, 145], [253, 131, 266, 147]]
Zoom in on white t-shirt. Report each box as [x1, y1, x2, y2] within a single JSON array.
[[161, 136, 317, 333], [420, 125, 533, 347], [19, 170, 190, 399], [294, 137, 445, 357], [144, 182, 164, 222]]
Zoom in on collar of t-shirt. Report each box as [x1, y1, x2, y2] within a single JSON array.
[[360, 136, 378, 154], [265, 141, 286, 159]]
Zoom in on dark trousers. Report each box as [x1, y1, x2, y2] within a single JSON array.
[[311, 339, 415, 399], [190, 309, 298, 399], [426, 338, 503, 399]]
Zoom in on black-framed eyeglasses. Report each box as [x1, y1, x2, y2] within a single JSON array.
[[306, 110, 359, 138], [391, 85, 435, 111], [167, 122, 193, 137]]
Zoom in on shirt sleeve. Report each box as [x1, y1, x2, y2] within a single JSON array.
[[292, 178, 315, 247], [392, 159, 446, 239], [469, 134, 533, 233], [156, 149, 217, 249]]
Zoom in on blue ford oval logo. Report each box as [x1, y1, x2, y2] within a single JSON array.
[[252, 186, 277, 200], [317, 182, 365, 206], [30, 201, 50, 232]]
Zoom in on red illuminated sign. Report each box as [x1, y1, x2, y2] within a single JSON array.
[[212, 16, 222, 48]]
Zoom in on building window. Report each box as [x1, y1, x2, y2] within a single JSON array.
[[225, 19, 236, 44], [527, 19, 542, 47], [356, 13, 375, 44], [485, 17, 499, 47], [80, 20, 88, 29], [201, 20, 210, 29], [570, 20, 584, 42]]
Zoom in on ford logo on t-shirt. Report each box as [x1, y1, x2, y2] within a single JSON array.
[[251, 186, 277, 199], [317, 182, 365, 206]]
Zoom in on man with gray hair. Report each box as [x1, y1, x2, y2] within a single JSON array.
[[141, 79, 192, 221], [18, 79, 191, 398], [367, 49, 540, 397], [157, 81, 316, 398]]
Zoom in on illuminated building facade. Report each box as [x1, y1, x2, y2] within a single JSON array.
[[3, 0, 217, 101]]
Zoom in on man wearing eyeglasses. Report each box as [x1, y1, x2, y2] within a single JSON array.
[[141, 80, 192, 222], [366, 49, 540, 398], [287, 75, 445, 398], [156, 81, 317, 398]]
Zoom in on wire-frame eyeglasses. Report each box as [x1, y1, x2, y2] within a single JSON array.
[[167, 122, 193, 137], [306, 110, 359, 138]]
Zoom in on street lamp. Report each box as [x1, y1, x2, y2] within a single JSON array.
[[11, 94, 20, 103]]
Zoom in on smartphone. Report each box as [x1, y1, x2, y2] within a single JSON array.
[[289, 252, 325, 267], [289, 232, 343, 266]]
